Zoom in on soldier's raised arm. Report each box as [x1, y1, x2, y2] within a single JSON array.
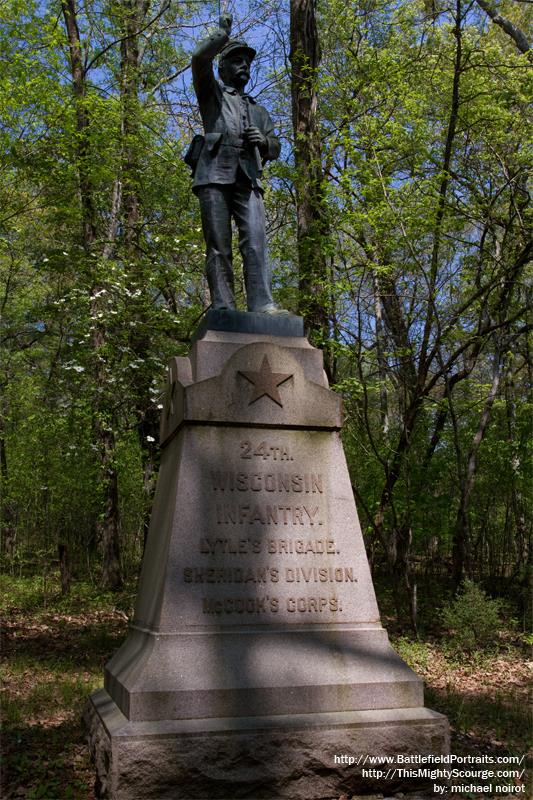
[[191, 14, 232, 101]]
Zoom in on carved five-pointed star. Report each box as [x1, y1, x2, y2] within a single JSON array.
[[239, 355, 292, 407]]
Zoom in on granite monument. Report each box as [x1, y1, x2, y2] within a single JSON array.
[[85, 17, 449, 799], [85, 312, 449, 799]]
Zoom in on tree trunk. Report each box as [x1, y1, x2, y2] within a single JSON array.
[[98, 427, 122, 590], [0, 419, 15, 560], [61, 0, 123, 590], [58, 544, 71, 595], [420, 0, 463, 374], [289, 0, 330, 355], [452, 347, 503, 586], [372, 271, 389, 434], [120, 0, 148, 249], [61, 0, 98, 249], [119, 0, 158, 564], [371, 0, 464, 582]]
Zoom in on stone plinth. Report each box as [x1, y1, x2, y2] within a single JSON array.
[[192, 308, 306, 341], [86, 320, 449, 798]]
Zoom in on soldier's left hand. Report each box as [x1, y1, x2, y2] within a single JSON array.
[[243, 125, 267, 152]]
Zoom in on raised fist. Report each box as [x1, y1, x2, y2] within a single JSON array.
[[219, 13, 232, 35]]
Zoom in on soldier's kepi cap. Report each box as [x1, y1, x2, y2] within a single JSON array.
[[218, 38, 256, 63]]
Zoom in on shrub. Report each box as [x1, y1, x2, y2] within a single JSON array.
[[441, 579, 502, 652]]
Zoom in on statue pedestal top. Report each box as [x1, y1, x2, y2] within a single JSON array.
[[192, 308, 305, 342]]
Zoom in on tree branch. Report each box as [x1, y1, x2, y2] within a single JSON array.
[[475, 0, 531, 55]]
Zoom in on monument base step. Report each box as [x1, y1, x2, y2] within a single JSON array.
[[85, 688, 449, 800]]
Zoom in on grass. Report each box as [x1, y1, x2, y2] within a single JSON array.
[[394, 635, 531, 753], [1, 574, 531, 799], [0, 572, 136, 616]]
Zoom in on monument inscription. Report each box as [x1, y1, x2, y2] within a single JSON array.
[[167, 416, 372, 628]]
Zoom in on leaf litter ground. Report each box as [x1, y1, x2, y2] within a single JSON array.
[[1, 577, 530, 800]]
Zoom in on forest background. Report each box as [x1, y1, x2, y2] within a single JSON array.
[[1, 0, 532, 797]]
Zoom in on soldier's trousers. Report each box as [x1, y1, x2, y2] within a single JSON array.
[[196, 181, 274, 311]]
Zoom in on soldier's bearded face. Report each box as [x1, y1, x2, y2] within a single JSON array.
[[220, 53, 251, 89]]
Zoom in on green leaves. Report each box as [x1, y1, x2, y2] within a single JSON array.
[[0, 0, 203, 582], [1, 0, 530, 598]]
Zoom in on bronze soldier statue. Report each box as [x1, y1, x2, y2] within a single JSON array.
[[189, 13, 288, 314]]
